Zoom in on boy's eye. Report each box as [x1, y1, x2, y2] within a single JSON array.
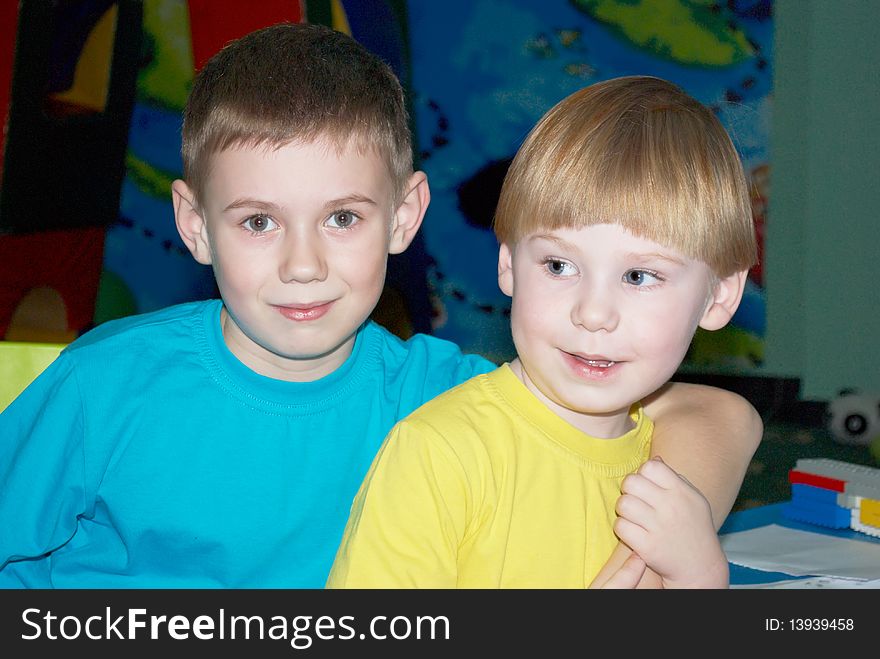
[[326, 211, 360, 229], [623, 269, 661, 286], [243, 214, 278, 233], [544, 258, 576, 277]]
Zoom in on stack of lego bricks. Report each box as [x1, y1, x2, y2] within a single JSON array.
[[783, 458, 880, 537]]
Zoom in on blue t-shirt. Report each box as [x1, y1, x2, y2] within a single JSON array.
[[0, 300, 494, 588]]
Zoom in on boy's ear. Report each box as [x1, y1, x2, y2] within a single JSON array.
[[172, 179, 213, 265], [389, 171, 430, 254], [498, 243, 514, 297], [699, 270, 748, 331]]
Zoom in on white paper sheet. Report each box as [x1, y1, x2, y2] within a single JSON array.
[[731, 576, 880, 589], [720, 524, 880, 580]]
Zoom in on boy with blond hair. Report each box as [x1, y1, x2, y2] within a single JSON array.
[[327, 76, 758, 589], [1, 24, 758, 588]]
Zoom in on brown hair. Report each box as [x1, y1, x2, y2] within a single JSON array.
[[494, 76, 757, 276], [181, 22, 413, 206]]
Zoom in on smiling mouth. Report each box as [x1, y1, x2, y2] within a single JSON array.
[[562, 352, 621, 379], [569, 353, 616, 368], [275, 301, 333, 321]]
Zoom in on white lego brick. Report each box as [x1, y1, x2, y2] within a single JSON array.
[[850, 515, 880, 538], [794, 459, 880, 496]]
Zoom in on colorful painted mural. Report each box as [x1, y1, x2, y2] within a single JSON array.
[[2, 0, 771, 375], [0, 0, 141, 341], [408, 0, 772, 370]]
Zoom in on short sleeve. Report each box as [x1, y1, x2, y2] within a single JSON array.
[[326, 419, 472, 588]]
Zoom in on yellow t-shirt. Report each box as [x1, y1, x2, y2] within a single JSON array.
[[327, 363, 653, 588]]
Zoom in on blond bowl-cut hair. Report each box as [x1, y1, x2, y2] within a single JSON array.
[[181, 22, 413, 207], [494, 76, 757, 277]]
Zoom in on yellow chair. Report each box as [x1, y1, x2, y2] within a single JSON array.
[[0, 341, 66, 412]]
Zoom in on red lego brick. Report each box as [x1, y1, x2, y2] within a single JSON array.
[[788, 469, 846, 492]]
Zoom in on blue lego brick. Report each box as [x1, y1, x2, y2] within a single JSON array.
[[781, 501, 851, 529], [790, 483, 840, 505]]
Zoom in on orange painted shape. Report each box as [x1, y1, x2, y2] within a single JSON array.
[[49, 4, 117, 113]]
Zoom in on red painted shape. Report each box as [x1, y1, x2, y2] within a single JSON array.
[[0, 0, 21, 176], [0, 227, 106, 337], [187, 0, 304, 72]]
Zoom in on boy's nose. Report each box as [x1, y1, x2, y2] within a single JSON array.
[[570, 284, 620, 332], [279, 231, 328, 284]]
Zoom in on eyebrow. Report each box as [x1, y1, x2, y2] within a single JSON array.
[[224, 198, 283, 213], [530, 233, 576, 250], [322, 194, 379, 211], [530, 233, 688, 266], [223, 194, 378, 213], [625, 251, 687, 266]]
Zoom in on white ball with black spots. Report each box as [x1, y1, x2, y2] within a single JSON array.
[[827, 391, 880, 447]]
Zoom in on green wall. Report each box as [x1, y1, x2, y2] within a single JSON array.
[[765, 0, 880, 400]]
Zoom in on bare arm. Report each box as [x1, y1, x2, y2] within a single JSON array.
[[642, 381, 763, 528], [590, 381, 762, 588]]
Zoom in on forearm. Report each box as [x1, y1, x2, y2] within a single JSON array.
[[593, 383, 758, 588], [642, 381, 763, 528]]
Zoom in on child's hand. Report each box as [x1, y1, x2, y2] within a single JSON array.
[[613, 456, 729, 588], [588, 552, 646, 589]]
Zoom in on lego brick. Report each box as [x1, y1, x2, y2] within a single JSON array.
[[789, 469, 845, 492], [791, 483, 841, 504], [860, 499, 880, 527], [794, 458, 880, 489], [837, 492, 860, 509], [851, 515, 880, 538], [782, 501, 851, 529], [844, 482, 880, 500]]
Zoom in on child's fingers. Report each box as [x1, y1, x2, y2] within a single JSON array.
[[597, 553, 646, 589], [620, 471, 664, 503], [636, 456, 683, 488], [615, 492, 655, 528], [613, 516, 650, 553], [639, 458, 707, 507]]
